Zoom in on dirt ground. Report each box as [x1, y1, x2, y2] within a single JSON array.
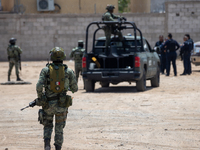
[[0, 60, 200, 150]]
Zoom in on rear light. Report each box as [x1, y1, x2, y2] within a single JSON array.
[[135, 56, 140, 67], [82, 57, 86, 68]]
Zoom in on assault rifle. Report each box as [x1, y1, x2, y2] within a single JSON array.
[[21, 100, 36, 111], [18, 54, 21, 70]]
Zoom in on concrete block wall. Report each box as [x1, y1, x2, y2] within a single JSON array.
[[166, 1, 200, 44], [0, 13, 165, 61], [0, 1, 200, 61]]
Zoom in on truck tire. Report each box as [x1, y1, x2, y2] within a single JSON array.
[[136, 69, 146, 92], [85, 80, 95, 92], [151, 67, 160, 87], [100, 82, 110, 88]]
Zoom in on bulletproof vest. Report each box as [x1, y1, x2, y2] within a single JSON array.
[[188, 39, 194, 51], [184, 41, 190, 53], [168, 40, 177, 52], [7, 45, 18, 58], [48, 64, 66, 93], [74, 48, 83, 61]]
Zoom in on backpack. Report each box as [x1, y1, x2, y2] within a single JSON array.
[[7, 45, 18, 59], [48, 64, 67, 93], [74, 49, 83, 61], [102, 12, 113, 21]]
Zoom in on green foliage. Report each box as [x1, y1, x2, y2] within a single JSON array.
[[118, 0, 130, 13]]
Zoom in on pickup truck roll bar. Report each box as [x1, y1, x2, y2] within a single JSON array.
[[85, 21, 144, 52]]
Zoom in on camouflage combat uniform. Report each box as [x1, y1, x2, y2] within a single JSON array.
[[36, 47, 78, 150], [7, 44, 22, 81], [102, 11, 123, 47], [69, 47, 85, 82]]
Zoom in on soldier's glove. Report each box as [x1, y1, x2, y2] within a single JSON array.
[[122, 17, 127, 21], [29, 100, 36, 107], [8, 56, 10, 61]]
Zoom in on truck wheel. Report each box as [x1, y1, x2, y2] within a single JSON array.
[[100, 82, 110, 88], [151, 67, 160, 87], [136, 69, 146, 92], [85, 80, 95, 92]]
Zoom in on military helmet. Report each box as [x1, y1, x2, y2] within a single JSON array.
[[78, 40, 84, 48], [106, 4, 115, 11], [78, 40, 84, 44], [9, 37, 17, 44], [50, 47, 66, 61]]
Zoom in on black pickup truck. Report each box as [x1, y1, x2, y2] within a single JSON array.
[[82, 21, 160, 92]]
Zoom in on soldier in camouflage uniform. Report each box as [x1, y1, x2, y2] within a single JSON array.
[[102, 4, 126, 48], [33, 47, 78, 150], [7, 38, 23, 81], [69, 40, 85, 82]]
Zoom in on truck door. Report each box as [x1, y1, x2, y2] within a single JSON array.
[[143, 40, 153, 77], [146, 39, 157, 75]]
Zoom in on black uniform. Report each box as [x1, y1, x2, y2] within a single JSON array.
[[188, 39, 194, 74], [155, 41, 166, 74], [161, 39, 180, 76], [180, 39, 193, 75], [180, 40, 190, 75]]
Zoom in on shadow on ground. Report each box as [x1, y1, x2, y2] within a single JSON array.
[[192, 70, 200, 72], [82, 86, 153, 93]]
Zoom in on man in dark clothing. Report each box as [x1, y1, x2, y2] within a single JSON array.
[[161, 33, 180, 76], [155, 35, 166, 74], [180, 34, 193, 75], [185, 34, 193, 75]]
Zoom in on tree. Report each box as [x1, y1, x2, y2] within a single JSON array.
[[118, 0, 130, 13]]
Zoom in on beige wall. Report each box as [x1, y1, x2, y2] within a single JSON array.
[[20, 0, 118, 14], [1, 0, 15, 12], [129, 0, 151, 13]]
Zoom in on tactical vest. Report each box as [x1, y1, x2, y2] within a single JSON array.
[[7, 45, 18, 59], [102, 12, 114, 21], [168, 40, 177, 52], [48, 63, 67, 93], [74, 49, 84, 61]]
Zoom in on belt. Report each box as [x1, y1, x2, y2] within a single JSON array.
[[47, 95, 60, 101]]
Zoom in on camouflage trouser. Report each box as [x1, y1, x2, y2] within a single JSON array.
[[74, 62, 82, 82], [103, 26, 123, 47], [8, 58, 19, 76], [43, 100, 68, 147]]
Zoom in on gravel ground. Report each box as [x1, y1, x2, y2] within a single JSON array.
[[0, 60, 200, 150]]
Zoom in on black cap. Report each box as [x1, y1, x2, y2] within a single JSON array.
[[185, 34, 190, 39], [168, 33, 172, 39]]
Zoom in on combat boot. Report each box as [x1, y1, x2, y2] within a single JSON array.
[[54, 144, 61, 150], [44, 138, 51, 150], [16, 75, 23, 81], [8, 76, 10, 81]]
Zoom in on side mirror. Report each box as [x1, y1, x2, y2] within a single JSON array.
[[144, 44, 148, 51], [153, 46, 160, 53]]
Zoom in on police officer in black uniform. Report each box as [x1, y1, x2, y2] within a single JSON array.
[[155, 35, 166, 74], [180, 34, 193, 75], [180, 35, 190, 75], [185, 34, 193, 75], [161, 33, 180, 76]]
